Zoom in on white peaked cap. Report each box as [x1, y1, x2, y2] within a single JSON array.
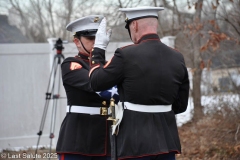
[[66, 15, 104, 33], [119, 6, 164, 22]]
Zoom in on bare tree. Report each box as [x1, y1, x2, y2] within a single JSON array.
[[162, 0, 239, 121], [152, 0, 164, 37], [191, 0, 204, 121], [44, 0, 56, 37], [161, 0, 204, 120], [29, 0, 46, 42], [5, 0, 240, 102], [59, 0, 74, 40], [9, 0, 34, 41], [7, 0, 86, 42]]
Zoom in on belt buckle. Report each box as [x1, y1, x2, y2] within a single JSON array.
[[100, 107, 108, 115]]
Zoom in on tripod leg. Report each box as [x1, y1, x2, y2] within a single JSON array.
[[34, 55, 59, 159], [48, 55, 63, 159], [49, 98, 58, 160], [35, 98, 51, 156]]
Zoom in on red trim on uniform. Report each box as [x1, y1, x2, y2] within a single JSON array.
[[57, 120, 109, 157], [60, 154, 64, 160], [75, 55, 90, 62], [121, 35, 160, 50], [120, 44, 136, 49], [78, 58, 90, 62], [139, 38, 160, 44], [83, 59, 90, 62], [56, 151, 179, 159], [118, 150, 180, 160], [136, 33, 159, 44], [79, 51, 90, 57], [70, 62, 82, 70], [56, 152, 107, 157], [103, 57, 113, 68], [89, 64, 100, 77]]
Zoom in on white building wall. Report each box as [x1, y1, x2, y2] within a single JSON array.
[[0, 43, 68, 150]]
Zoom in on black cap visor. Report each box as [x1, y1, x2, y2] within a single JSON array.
[[76, 29, 97, 37], [124, 16, 158, 29]]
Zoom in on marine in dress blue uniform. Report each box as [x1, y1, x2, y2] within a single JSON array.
[[56, 15, 119, 160], [89, 7, 190, 160]]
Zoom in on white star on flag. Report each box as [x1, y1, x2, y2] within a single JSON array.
[[108, 86, 119, 97], [96, 91, 100, 96]]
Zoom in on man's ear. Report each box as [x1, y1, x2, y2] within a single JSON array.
[[73, 37, 81, 47], [135, 20, 138, 32], [132, 20, 138, 32]]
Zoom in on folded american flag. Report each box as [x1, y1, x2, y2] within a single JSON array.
[[96, 86, 119, 104]]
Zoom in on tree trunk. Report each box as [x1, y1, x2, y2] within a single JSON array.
[[192, 67, 203, 120], [192, 0, 204, 121], [62, 0, 74, 40]]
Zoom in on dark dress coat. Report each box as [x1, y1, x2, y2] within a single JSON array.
[[89, 34, 190, 159], [56, 52, 112, 156]]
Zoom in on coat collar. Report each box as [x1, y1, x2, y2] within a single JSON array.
[[77, 52, 89, 61], [136, 33, 160, 44]]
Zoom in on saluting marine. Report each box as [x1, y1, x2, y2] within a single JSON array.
[[56, 15, 118, 160], [89, 7, 190, 160]]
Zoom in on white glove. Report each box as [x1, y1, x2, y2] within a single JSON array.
[[94, 17, 112, 50]]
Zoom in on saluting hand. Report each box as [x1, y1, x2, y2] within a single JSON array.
[[94, 17, 112, 50]]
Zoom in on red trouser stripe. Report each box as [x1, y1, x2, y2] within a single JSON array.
[[60, 154, 64, 160]]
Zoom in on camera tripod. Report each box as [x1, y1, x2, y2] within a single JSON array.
[[34, 38, 65, 159]]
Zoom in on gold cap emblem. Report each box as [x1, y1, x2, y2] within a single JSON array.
[[125, 17, 128, 22]]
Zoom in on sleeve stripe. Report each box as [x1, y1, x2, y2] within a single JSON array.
[[89, 65, 100, 77], [103, 57, 113, 68]]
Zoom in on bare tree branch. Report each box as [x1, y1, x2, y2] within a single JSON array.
[[162, 0, 194, 19], [9, 0, 34, 41], [44, 0, 56, 37], [29, 0, 46, 41]]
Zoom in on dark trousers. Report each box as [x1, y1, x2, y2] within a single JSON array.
[[127, 152, 176, 160], [58, 154, 110, 160], [58, 152, 175, 160]]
